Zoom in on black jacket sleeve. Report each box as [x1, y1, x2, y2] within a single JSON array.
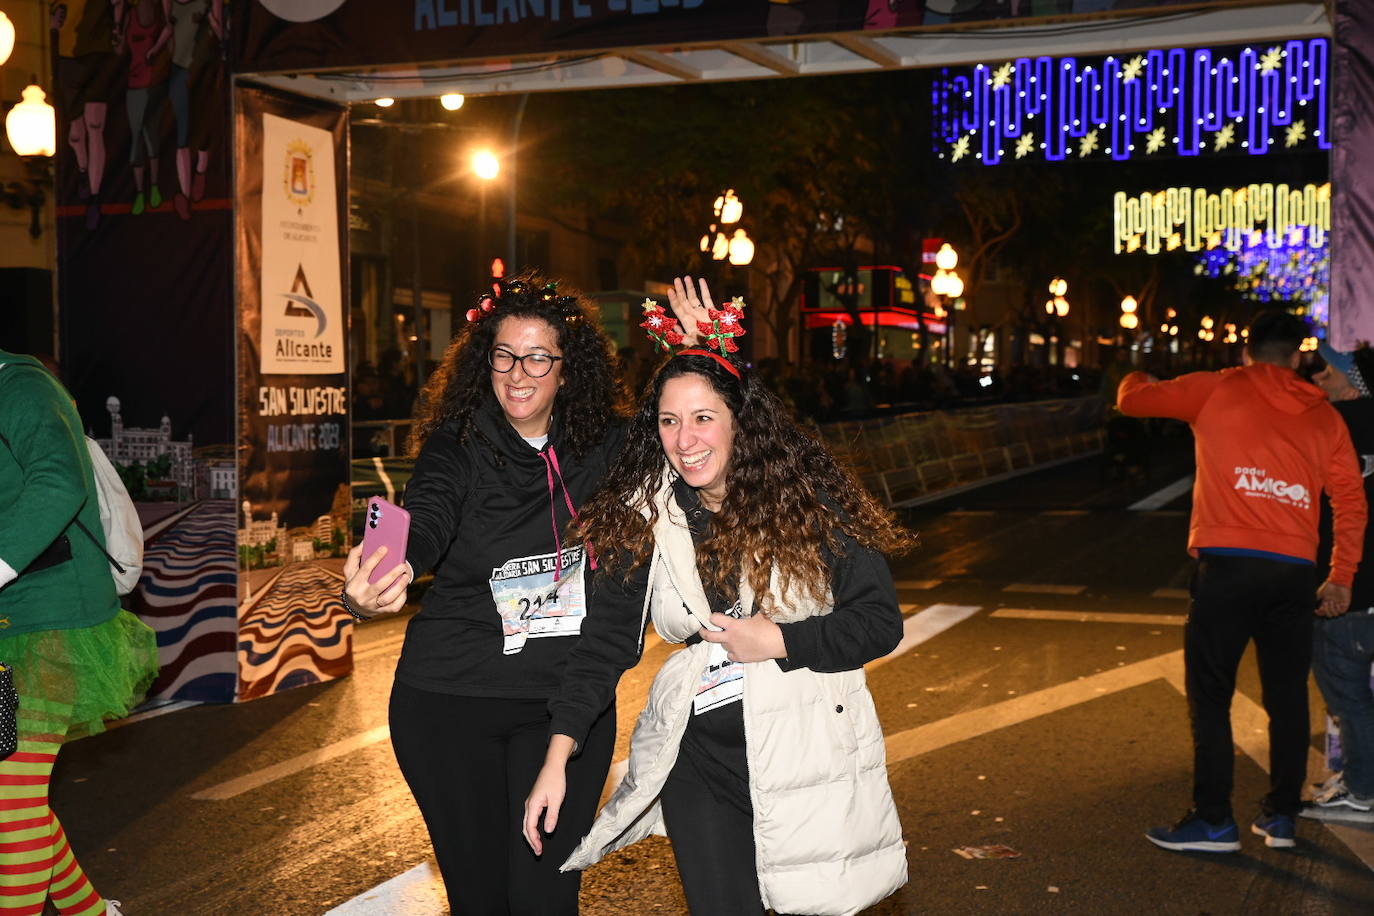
[[547, 552, 652, 752], [403, 424, 472, 576], [775, 532, 904, 673]]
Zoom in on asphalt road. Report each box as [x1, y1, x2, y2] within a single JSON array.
[[51, 431, 1374, 914]]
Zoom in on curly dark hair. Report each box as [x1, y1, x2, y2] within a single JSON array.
[[409, 270, 627, 458], [575, 353, 915, 614]]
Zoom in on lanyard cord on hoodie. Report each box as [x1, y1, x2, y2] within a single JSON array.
[[540, 445, 598, 581]]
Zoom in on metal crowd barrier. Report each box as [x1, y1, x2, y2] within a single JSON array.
[[819, 397, 1106, 508], [351, 399, 1105, 514]]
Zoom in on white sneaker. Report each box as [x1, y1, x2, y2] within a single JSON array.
[[1300, 783, 1374, 822], [1315, 786, 1374, 812], [106, 901, 124, 916]]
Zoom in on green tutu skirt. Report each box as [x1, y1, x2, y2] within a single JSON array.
[[3, 610, 159, 738]]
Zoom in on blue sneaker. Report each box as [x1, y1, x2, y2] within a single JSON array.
[[1145, 811, 1241, 852], [1251, 812, 1296, 849]]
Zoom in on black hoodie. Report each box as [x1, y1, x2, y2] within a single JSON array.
[[396, 398, 625, 699]]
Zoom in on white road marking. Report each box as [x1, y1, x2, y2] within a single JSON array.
[[325, 860, 444, 915], [1129, 474, 1194, 511], [868, 604, 981, 671], [1152, 587, 1190, 600], [1002, 583, 1086, 595], [882, 648, 1374, 872], [894, 579, 943, 590], [991, 608, 1186, 626], [884, 650, 1184, 763], [191, 726, 392, 801]]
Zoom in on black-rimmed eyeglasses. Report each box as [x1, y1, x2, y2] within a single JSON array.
[[488, 348, 563, 378]]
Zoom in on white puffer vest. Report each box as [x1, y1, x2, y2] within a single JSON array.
[[562, 477, 907, 916]]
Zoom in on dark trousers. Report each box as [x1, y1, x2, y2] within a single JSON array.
[[1312, 609, 1374, 798], [660, 755, 766, 916], [389, 681, 616, 916], [1186, 554, 1316, 822]]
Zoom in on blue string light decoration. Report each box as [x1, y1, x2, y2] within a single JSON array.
[[932, 40, 1330, 165], [1195, 227, 1330, 325]]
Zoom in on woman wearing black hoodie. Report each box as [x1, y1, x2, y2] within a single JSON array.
[[341, 273, 637, 914]]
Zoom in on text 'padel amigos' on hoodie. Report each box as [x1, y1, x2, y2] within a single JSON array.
[[394, 396, 625, 699], [1118, 361, 1367, 586]]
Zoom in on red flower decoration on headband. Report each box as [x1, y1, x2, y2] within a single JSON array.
[[640, 300, 685, 352], [697, 296, 747, 355]]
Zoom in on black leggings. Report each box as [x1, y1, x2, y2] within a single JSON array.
[[389, 681, 616, 915], [660, 752, 768, 916]]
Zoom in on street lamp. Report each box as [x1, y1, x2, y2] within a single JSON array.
[[5, 85, 55, 158], [924, 244, 964, 367], [930, 244, 963, 298], [700, 189, 754, 266], [727, 228, 754, 267], [714, 189, 743, 225], [0, 12, 14, 67], [1119, 295, 1139, 329], [1045, 277, 1069, 318]]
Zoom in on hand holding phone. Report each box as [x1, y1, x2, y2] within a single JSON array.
[[360, 497, 411, 586]]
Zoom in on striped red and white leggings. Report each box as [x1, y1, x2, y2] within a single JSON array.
[[0, 695, 105, 916]]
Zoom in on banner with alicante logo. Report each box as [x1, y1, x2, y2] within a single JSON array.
[[235, 85, 354, 701], [259, 113, 345, 374]]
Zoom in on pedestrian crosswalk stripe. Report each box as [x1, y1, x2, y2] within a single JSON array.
[[191, 726, 391, 801], [1129, 474, 1194, 511], [869, 604, 981, 671], [1003, 583, 1086, 595], [325, 860, 444, 915], [992, 608, 1185, 626], [884, 651, 1184, 763]]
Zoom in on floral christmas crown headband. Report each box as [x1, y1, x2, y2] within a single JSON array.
[[465, 278, 583, 324], [639, 295, 747, 378]]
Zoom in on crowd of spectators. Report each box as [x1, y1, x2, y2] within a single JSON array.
[[350, 346, 1148, 453], [751, 357, 1106, 423]]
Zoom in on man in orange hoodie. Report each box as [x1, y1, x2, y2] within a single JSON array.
[[1119, 309, 1366, 853]]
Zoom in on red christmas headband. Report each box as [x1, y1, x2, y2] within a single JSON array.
[[675, 348, 742, 379], [639, 295, 747, 379]]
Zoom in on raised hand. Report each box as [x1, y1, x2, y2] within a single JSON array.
[[667, 276, 716, 348]]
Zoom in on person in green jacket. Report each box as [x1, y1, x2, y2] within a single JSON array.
[[0, 350, 158, 916]]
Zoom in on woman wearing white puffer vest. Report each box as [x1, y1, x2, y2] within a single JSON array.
[[524, 282, 913, 916]]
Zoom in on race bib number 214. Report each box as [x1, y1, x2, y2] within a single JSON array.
[[490, 545, 587, 655]]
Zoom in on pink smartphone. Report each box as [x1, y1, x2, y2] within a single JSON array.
[[360, 497, 411, 585]]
